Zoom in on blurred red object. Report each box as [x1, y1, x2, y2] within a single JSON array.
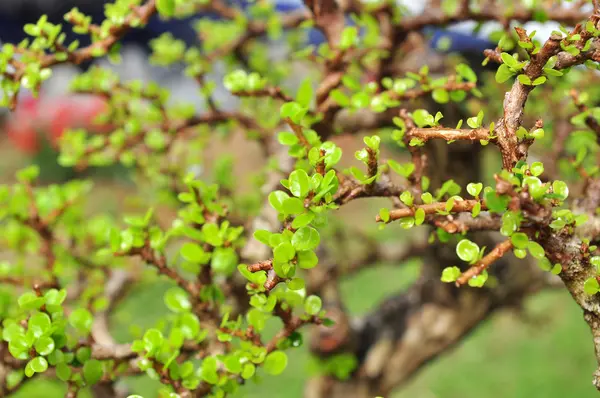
[[4, 92, 109, 155]]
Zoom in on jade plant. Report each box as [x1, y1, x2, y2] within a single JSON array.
[[2, 0, 600, 397]]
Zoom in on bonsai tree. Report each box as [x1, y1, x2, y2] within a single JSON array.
[[1, 0, 600, 397]]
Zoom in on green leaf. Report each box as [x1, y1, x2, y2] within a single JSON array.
[[156, 0, 176, 16], [280, 102, 307, 124], [495, 64, 514, 83], [552, 180, 569, 200], [441, 266, 461, 283], [500, 52, 518, 68], [339, 27, 358, 49], [225, 355, 242, 374], [584, 277, 600, 295], [432, 89, 449, 104], [532, 76, 546, 86], [69, 308, 93, 333], [34, 336, 55, 356], [517, 74, 532, 85], [292, 212, 315, 229], [289, 170, 310, 198], [530, 162, 544, 176], [530, 128, 544, 139], [263, 351, 288, 375], [543, 67, 563, 77], [304, 295, 322, 315], [18, 292, 44, 310], [29, 312, 51, 338], [466, 183, 483, 197], [56, 363, 71, 381], [278, 132, 299, 146], [242, 363, 256, 379], [400, 191, 413, 206], [387, 160, 415, 178], [179, 313, 200, 339], [414, 208, 425, 225], [421, 192, 433, 204], [330, 89, 350, 107], [16, 165, 40, 183], [511, 233, 529, 249], [143, 329, 164, 354], [523, 176, 546, 200], [297, 251, 318, 269], [456, 239, 479, 263], [164, 287, 191, 313], [282, 198, 305, 215], [288, 278, 305, 290], [202, 223, 223, 247], [363, 135, 380, 151], [413, 109, 434, 127], [273, 242, 296, 263], [211, 247, 238, 275], [379, 208, 390, 223], [514, 248, 527, 259], [456, 63, 477, 82], [44, 289, 67, 306], [468, 271, 488, 288], [254, 230, 272, 245], [83, 359, 103, 385], [181, 242, 209, 263], [484, 190, 509, 213], [291, 227, 320, 251], [25, 357, 48, 377], [551, 264, 562, 275], [296, 78, 313, 107], [269, 191, 290, 213], [527, 241, 546, 259]]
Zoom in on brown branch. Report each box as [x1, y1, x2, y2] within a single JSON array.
[[119, 242, 198, 297], [43, 0, 157, 68], [247, 260, 273, 272], [236, 87, 294, 103], [333, 172, 405, 205], [264, 270, 283, 291], [434, 213, 501, 234], [376, 199, 484, 222], [285, 118, 311, 149], [365, 148, 378, 192], [389, 81, 475, 102], [267, 306, 321, 353], [455, 239, 514, 286], [408, 127, 490, 142], [303, 0, 345, 48], [5, 1, 157, 109], [21, 184, 60, 289]]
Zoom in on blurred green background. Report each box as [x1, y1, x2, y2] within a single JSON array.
[[10, 261, 598, 398], [1, 139, 597, 398]]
